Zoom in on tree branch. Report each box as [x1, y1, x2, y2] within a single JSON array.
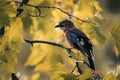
[[25, 39, 78, 62], [24, 39, 70, 52], [14, 1, 96, 25], [24, 39, 91, 74]]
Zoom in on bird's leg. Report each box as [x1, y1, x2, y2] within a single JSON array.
[[71, 65, 77, 73], [83, 60, 90, 68], [70, 60, 83, 74], [68, 47, 84, 74], [92, 70, 100, 75], [76, 62, 83, 74], [93, 74, 101, 80], [71, 62, 83, 74]]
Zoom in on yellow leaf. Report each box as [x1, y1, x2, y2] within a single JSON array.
[[117, 73, 120, 80], [31, 72, 40, 80], [77, 69, 92, 80], [50, 63, 76, 80], [29, 0, 44, 5], [25, 47, 47, 66], [0, 18, 23, 73], [103, 73, 117, 80], [6, 62, 16, 73], [93, 1, 102, 11], [114, 45, 120, 57], [35, 61, 52, 72]]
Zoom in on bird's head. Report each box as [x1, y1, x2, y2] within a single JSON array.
[[55, 19, 74, 31]]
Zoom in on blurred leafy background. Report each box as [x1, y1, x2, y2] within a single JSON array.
[[0, 0, 120, 80]]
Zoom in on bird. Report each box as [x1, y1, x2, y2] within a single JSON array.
[[55, 19, 95, 71]]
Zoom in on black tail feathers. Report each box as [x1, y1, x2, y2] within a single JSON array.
[[88, 57, 95, 70]]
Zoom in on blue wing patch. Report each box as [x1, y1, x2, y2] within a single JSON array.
[[67, 32, 92, 58], [68, 32, 80, 44]]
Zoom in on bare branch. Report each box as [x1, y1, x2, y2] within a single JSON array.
[[25, 39, 74, 59], [36, 6, 96, 24], [24, 39, 91, 74], [24, 39, 69, 50], [14, 1, 96, 25], [26, 4, 46, 17]]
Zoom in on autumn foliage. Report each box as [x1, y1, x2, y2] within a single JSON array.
[[0, 0, 120, 80]]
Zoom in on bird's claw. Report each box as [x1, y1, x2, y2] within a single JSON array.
[[92, 70, 101, 80], [92, 70, 100, 75]]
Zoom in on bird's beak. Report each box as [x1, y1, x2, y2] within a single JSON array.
[[55, 24, 60, 28]]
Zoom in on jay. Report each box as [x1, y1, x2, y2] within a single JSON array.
[[55, 19, 95, 71]]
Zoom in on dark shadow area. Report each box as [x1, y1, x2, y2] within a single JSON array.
[[107, 0, 120, 13]]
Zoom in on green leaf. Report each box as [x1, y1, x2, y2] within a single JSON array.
[[80, 23, 106, 45], [0, 0, 16, 26], [92, 26, 106, 45], [0, 12, 10, 26], [50, 63, 76, 80], [22, 16, 33, 30], [116, 73, 120, 80], [60, 73, 77, 80], [0, 18, 23, 74], [111, 23, 120, 46], [111, 23, 120, 57], [85, 25, 106, 45], [77, 69, 92, 80]]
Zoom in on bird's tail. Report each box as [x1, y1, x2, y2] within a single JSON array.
[[88, 57, 95, 70]]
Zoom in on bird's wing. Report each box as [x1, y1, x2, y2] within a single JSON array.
[[66, 28, 94, 60]]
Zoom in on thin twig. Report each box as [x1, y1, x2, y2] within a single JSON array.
[[76, 62, 83, 74], [14, 1, 96, 25], [71, 65, 77, 73]]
